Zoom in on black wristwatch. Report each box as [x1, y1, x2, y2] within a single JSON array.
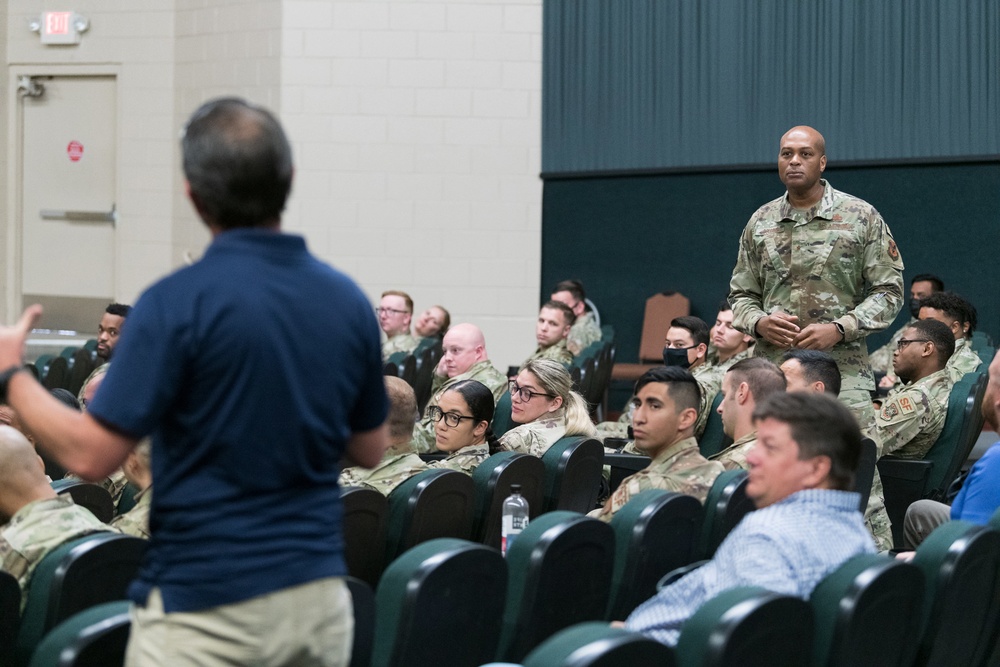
[[833, 322, 846, 340], [0, 366, 24, 403]]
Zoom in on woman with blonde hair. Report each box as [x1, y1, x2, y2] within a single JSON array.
[[499, 359, 596, 457]]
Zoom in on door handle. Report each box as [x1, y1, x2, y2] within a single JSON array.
[[40, 204, 116, 224]]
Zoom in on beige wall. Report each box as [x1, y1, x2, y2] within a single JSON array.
[[3, 0, 541, 370]]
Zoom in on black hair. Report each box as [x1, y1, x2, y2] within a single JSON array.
[[669, 316, 710, 348], [727, 357, 786, 400], [50, 388, 80, 411], [445, 380, 501, 453], [920, 291, 977, 335], [105, 303, 132, 318], [552, 279, 586, 303], [634, 366, 701, 413], [781, 349, 841, 395], [911, 273, 945, 293], [907, 319, 956, 367]]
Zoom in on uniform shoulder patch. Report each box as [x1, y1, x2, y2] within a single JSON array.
[[887, 239, 899, 260]]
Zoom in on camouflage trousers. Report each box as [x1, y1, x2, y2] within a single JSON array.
[[840, 388, 894, 552]]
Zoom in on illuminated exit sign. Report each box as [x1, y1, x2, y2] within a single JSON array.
[[38, 11, 87, 45]]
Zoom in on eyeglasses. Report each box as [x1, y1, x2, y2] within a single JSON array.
[[375, 307, 409, 316], [896, 338, 931, 351], [426, 405, 476, 428], [508, 380, 555, 402]]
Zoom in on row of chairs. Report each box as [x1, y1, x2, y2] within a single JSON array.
[[569, 326, 616, 421], [25, 341, 100, 397], [384, 338, 442, 412]]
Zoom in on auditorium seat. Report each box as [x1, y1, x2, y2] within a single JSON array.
[[385, 469, 475, 561], [27, 601, 131, 667], [49, 481, 114, 524], [697, 393, 730, 458], [341, 486, 388, 587], [472, 452, 545, 549], [371, 538, 506, 667], [696, 469, 752, 559], [522, 621, 675, 667], [496, 511, 614, 662], [0, 571, 20, 667], [345, 576, 375, 667], [541, 436, 603, 513]]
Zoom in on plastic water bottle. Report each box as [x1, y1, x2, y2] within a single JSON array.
[[501, 484, 529, 556]]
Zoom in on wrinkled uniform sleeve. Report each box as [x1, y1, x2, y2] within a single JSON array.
[[835, 210, 904, 341], [729, 218, 769, 338]]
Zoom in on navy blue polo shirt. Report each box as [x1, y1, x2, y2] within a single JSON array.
[[88, 228, 387, 613]]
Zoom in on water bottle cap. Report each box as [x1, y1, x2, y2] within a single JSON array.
[[510, 484, 522, 493]]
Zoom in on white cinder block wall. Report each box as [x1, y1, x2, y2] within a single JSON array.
[[279, 0, 543, 371], [4, 0, 543, 371]]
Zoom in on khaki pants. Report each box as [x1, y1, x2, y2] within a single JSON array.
[[903, 499, 952, 550], [125, 577, 353, 667]]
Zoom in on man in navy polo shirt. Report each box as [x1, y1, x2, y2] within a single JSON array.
[[0, 98, 389, 666]]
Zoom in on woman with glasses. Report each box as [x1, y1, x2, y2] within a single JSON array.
[[425, 379, 500, 474], [499, 359, 596, 457]]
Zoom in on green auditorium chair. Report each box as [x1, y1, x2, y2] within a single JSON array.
[[341, 486, 388, 588], [496, 512, 614, 662], [522, 622, 676, 667], [606, 490, 701, 621], [411, 340, 442, 413], [385, 469, 475, 561], [603, 452, 650, 495], [675, 586, 813, 667], [492, 391, 514, 438], [809, 553, 924, 667], [49, 481, 114, 524], [697, 393, 729, 459], [41, 357, 69, 392], [911, 521, 1000, 666], [540, 436, 603, 513], [371, 538, 506, 667], [1, 571, 20, 667], [344, 576, 374, 667], [852, 437, 877, 513], [15, 533, 146, 666], [696, 469, 752, 560], [386, 352, 416, 386], [472, 452, 545, 549], [27, 601, 131, 667]]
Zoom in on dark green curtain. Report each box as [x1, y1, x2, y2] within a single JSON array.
[[543, 0, 1000, 173]]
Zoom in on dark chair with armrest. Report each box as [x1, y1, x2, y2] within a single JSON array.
[[49, 481, 114, 524], [385, 469, 475, 561], [27, 601, 131, 667], [341, 486, 388, 588], [697, 393, 729, 459], [522, 622, 675, 667], [472, 452, 545, 549], [541, 437, 603, 513], [0, 571, 20, 667], [603, 453, 649, 496], [852, 437, 877, 513], [696, 469, 752, 560]]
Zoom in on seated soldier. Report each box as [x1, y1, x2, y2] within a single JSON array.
[[340, 377, 428, 495], [110, 439, 153, 539], [411, 324, 506, 452], [378, 290, 419, 361], [710, 358, 786, 470], [413, 304, 451, 343], [622, 392, 875, 646], [780, 349, 893, 552], [900, 349, 1000, 550], [550, 279, 601, 356], [919, 291, 983, 381], [589, 367, 723, 522], [424, 380, 498, 475], [522, 300, 575, 368], [873, 319, 954, 459], [872, 273, 943, 387], [704, 300, 755, 381], [0, 426, 113, 609]]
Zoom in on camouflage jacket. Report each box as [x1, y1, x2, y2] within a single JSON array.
[[870, 369, 952, 459], [946, 338, 983, 382], [729, 180, 905, 392], [382, 333, 419, 362], [567, 312, 602, 356], [110, 486, 152, 540], [692, 364, 721, 439], [867, 318, 914, 377], [589, 436, 724, 522], [523, 340, 573, 368], [699, 347, 753, 389], [1, 495, 112, 610], [339, 452, 428, 496], [498, 408, 568, 457], [414, 361, 507, 453], [710, 431, 757, 472], [428, 443, 490, 475]]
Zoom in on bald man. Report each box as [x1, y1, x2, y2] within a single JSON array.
[[410, 323, 506, 452], [0, 426, 112, 608], [729, 125, 905, 431]]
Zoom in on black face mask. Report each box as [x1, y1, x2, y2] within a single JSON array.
[[908, 299, 922, 319], [663, 347, 693, 369]]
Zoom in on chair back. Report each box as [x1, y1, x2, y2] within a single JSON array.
[[697, 469, 752, 559], [496, 512, 615, 662], [924, 372, 988, 500], [698, 393, 728, 458], [852, 437, 877, 513], [912, 521, 1000, 666], [523, 621, 676, 667], [541, 437, 603, 513], [472, 452, 546, 548], [385, 469, 475, 560], [345, 576, 375, 667], [604, 453, 650, 496], [809, 553, 924, 667], [341, 486, 388, 587], [27, 601, 131, 667], [638, 293, 689, 362], [66, 349, 96, 397], [0, 571, 20, 667], [676, 586, 813, 667], [42, 356, 70, 391], [492, 391, 514, 437], [372, 538, 506, 667], [412, 341, 443, 412], [49, 480, 114, 525], [16, 533, 147, 665], [606, 490, 701, 620]]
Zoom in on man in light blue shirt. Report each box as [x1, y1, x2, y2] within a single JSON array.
[[624, 391, 875, 646]]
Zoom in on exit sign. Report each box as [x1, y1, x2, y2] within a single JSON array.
[[40, 11, 83, 44]]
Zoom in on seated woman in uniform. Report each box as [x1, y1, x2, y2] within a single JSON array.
[[414, 305, 451, 342], [425, 379, 498, 475], [498, 359, 596, 457]]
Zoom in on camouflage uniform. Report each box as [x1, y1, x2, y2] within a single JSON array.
[[381, 333, 419, 362], [62, 468, 130, 511], [867, 319, 914, 377], [498, 409, 568, 457], [413, 360, 507, 453], [567, 312, 602, 357], [710, 431, 757, 472], [339, 452, 428, 496], [523, 340, 573, 368], [110, 487, 152, 539], [428, 443, 490, 475], [946, 338, 983, 381], [839, 391, 893, 553], [589, 436, 724, 522], [77, 361, 109, 404], [0, 495, 112, 610], [870, 369, 952, 460], [729, 179, 905, 406]]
